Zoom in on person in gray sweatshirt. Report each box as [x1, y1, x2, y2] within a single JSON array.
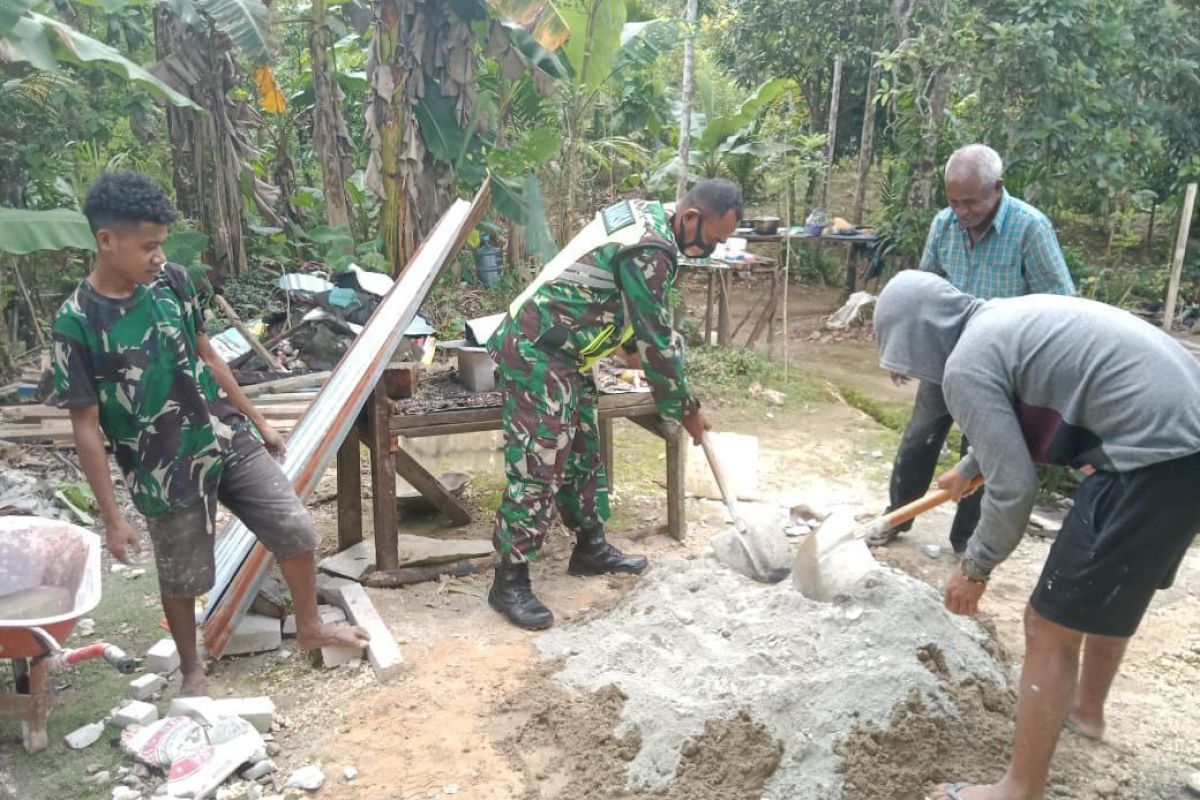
[[874, 270, 1200, 800]]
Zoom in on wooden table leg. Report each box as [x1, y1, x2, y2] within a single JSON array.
[[843, 245, 857, 297], [393, 443, 473, 527], [599, 417, 615, 488], [704, 271, 715, 345], [666, 424, 687, 541], [336, 421, 363, 553], [768, 263, 778, 353], [367, 383, 399, 571], [717, 271, 731, 347]]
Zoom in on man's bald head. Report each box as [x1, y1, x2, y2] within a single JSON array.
[[944, 144, 1004, 234]]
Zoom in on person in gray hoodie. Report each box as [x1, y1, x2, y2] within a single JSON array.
[[874, 270, 1200, 800]]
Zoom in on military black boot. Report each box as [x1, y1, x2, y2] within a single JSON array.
[[488, 557, 554, 630], [567, 524, 649, 576]]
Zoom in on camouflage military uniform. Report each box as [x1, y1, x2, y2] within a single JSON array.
[[51, 263, 252, 517], [52, 264, 318, 596], [488, 200, 694, 560]]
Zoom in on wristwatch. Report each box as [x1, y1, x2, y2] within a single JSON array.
[[683, 395, 701, 416], [960, 558, 992, 583]]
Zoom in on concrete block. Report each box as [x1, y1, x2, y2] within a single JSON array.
[[282, 605, 346, 637], [168, 695, 222, 725], [319, 646, 362, 669], [224, 614, 282, 656], [129, 673, 167, 701], [64, 721, 104, 749], [112, 700, 158, 728], [315, 574, 354, 605], [145, 638, 180, 675], [213, 697, 276, 733]]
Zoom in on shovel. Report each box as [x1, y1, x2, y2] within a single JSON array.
[[700, 432, 791, 583], [792, 476, 984, 601]]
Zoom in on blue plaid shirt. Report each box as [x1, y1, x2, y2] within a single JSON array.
[[920, 191, 1075, 299]]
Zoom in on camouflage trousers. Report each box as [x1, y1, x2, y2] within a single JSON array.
[[492, 335, 610, 560]]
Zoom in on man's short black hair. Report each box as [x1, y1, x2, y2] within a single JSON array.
[[83, 171, 178, 234], [682, 178, 744, 221]]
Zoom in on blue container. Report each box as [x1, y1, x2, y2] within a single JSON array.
[[474, 235, 503, 288]]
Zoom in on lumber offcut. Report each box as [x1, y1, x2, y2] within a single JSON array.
[[331, 583, 404, 682]]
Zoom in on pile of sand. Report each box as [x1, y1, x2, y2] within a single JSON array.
[[536, 554, 1007, 799]]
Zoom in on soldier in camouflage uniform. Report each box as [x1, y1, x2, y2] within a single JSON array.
[[52, 172, 367, 695], [487, 179, 743, 629]]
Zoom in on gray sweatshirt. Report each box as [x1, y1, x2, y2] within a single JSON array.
[[875, 271, 1200, 570]]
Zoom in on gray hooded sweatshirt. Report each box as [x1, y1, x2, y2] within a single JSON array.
[[875, 271, 1200, 570]]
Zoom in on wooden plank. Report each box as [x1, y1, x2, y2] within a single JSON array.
[[213, 294, 285, 372], [393, 443, 473, 526], [367, 384, 399, 571], [393, 420, 502, 439], [1164, 182, 1198, 332], [336, 423, 363, 552], [391, 406, 501, 429], [242, 371, 331, 398], [331, 584, 404, 683], [665, 424, 688, 541]]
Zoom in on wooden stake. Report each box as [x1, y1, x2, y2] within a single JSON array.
[[1163, 182, 1198, 333], [11, 260, 46, 350], [213, 293, 286, 372]]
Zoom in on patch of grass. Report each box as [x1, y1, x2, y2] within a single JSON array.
[[0, 561, 168, 800], [687, 346, 827, 412]]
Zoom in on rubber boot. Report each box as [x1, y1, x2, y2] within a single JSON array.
[[488, 557, 553, 630], [567, 524, 648, 576]]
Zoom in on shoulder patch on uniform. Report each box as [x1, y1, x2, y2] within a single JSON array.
[[601, 200, 636, 234]]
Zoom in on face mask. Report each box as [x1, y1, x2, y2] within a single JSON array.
[[675, 212, 716, 258]]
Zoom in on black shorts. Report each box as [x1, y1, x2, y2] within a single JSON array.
[[1030, 450, 1200, 637]]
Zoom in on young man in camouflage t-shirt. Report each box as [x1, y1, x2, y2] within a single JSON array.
[[52, 172, 366, 694]]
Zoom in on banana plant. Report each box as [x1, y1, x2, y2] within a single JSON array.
[[0, 0, 198, 108]]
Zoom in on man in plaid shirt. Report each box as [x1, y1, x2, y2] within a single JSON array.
[[872, 144, 1076, 552]]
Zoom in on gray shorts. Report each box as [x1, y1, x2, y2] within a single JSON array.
[[146, 442, 318, 597]]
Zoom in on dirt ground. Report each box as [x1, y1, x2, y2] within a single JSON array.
[[5, 281, 1198, 799]]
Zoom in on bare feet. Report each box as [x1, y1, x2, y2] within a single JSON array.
[[1064, 709, 1104, 740], [178, 659, 209, 697], [296, 622, 370, 652], [934, 781, 1042, 800]]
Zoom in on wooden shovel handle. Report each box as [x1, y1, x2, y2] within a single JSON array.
[[881, 475, 985, 530], [700, 432, 740, 518]]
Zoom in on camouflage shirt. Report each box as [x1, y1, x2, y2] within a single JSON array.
[[495, 200, 693, 419], [51, 263, 249, 517]]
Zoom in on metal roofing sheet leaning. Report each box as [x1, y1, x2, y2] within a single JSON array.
[[200, 186, 490, 658]]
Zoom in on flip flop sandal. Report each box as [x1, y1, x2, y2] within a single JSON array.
[[940, 783, 976, 800], [1063, 718, 1101, 741]]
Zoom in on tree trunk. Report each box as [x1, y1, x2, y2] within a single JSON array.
[[675, 0, 698, 205], [154, 8, 247, 281], [907, 67, 953, 211], [821, 55, 844, 209], [310, 0, 354, 232], [850, 58, 882, 224], [366, 0, 476, 273]]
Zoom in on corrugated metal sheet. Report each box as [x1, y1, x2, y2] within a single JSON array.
[[201, 185, 490, 658]]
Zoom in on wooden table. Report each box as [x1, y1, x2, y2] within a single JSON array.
[[679, 257, 779, 349], [740, 229, 879, 295], [336, 387, 689, 570]]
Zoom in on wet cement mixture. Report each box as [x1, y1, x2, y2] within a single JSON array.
[[528, 554, 1009, 799]]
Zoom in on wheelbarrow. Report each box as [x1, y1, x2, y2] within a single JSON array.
[[0, 516, 136, 752]]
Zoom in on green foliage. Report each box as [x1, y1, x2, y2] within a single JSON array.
[[1, 6, 199, 108], [561, 0, 626, 90], [54, 481, 95, 524], [166, 0, 274, 65], [0, 207, 94, 254]]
